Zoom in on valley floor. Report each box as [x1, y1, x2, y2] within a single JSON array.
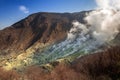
[[0, 46, 120, 80]]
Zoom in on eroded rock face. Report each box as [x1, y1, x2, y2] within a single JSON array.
[[0, 12, 87, 51]]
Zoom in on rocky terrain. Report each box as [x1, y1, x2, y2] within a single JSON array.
[[0, 11, 120, 80], [0, 11, 92, 70]]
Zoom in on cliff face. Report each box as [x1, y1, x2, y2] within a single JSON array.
[[0, 12, 87, 51]]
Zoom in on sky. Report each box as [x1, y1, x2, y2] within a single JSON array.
[[0, 0, 96, 29]]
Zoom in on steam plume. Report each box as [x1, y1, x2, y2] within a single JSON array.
[[34, 0, 120, 64], [86, 0, 120, 43], [72, 0, 120, 45], [67, 0, 120, 52]]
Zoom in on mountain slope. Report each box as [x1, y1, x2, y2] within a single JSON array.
[[0, 11, 120, 70], [0, 12, 87, 51]]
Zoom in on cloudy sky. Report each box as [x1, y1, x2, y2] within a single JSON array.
[[0, 0, 96, 29]]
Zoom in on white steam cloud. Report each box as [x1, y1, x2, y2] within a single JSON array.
[[69, 0, 120, 45], [85, 9, 120, 43], [67, 21, 88, 42], [96, 0, 120, 10], [71, 0, 120, 45], [86, 0, 120, 43]]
